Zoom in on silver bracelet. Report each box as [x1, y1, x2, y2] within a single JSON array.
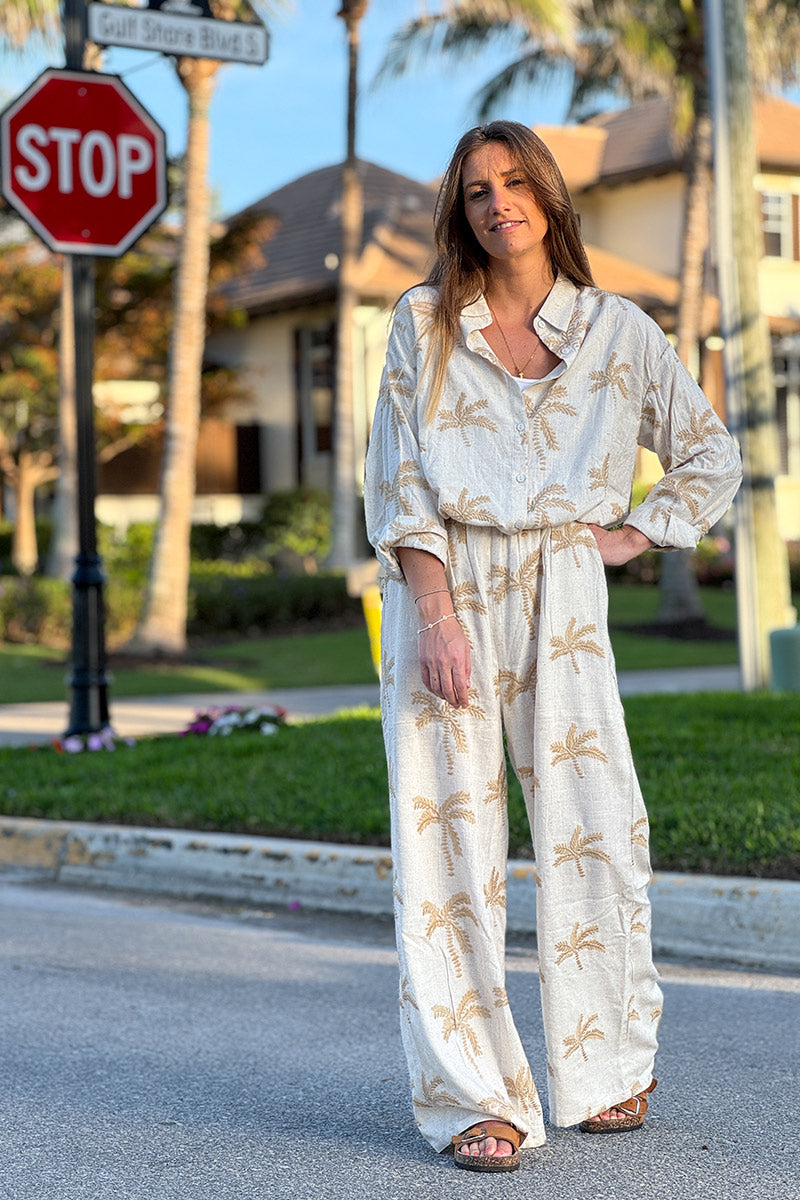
[[418, 612, 456, 635], [414, 588, 450, 605]]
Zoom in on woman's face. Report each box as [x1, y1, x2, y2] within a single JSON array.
[[461, 141, 549, 267]]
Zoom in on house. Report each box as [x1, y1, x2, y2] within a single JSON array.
[[96, 95, 800, 530]]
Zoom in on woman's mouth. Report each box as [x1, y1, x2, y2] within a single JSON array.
[[490, 220, 523, 232]]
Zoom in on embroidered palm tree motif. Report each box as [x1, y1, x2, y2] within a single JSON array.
[[516, 763, 541, 793], [651, 1005, 663, 1022], [588, 453, 611, 491], [549, 306, 591, 355], [553, 825, 611, 877], [527, 484, 577, 523], [381, 655, 396, 708], [528, 385, 577, 464], [446, 519, 467, 550], [451, 580, 487, 649], [631, 817, 649, 847], [650, 474, 710, 523], [422, 891, 478, 978], [392, 871, 403, 908], [562, 1012, 606, 1061], [378, 367, 413, 449], [550, 523, 598, 568], [413, 790, 476, 875], [440, 488, 497, 524], [494, 661, 538, 703], [432, 989, 492, 1073], [589, 350, 631, 399], [676, 408, 723, 453], [493, 986, 509, 1008], [483, 866, 507, 917], [630, 906, 647, 935], [477, 1095, 517, 1126], [549, 618, 605, 674], [627, 994, 641, 1022], [379, 460, 430, 516], [412, 688, 487, 775], [399, 974, 417, 1010], [504, 1066, 542, 1115], [489, 550, 542, 637], [437, 392, 499, 446], [554, 922, 607, 970], [412, 1073, 459, 1109], [483, 764, 507, 814], [550, 724, 609, 778]]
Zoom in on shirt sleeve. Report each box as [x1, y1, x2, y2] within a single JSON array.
[[624, 340, 743, 549], [364, 299, 449, 581]]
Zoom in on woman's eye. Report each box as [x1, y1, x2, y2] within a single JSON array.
[[508, 177, 525, 187], [467, 187, 488, 201]]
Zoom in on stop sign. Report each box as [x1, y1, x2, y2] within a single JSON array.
[[1, 68, 167, 256]]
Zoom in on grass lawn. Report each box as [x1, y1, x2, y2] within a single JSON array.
[[0, 584, 750, 705], [1, 692, 798, 880]]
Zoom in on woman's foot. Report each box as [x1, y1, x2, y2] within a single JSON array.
[[579, 1079, 657, 1134], [451, 1120, 522, 1172]]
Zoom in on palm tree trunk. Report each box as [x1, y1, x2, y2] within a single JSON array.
[[131, 59, 218, 654], [330, 1, 368, 568], [12, 452, 39, 576], [721, 0, 794, 682], [656, 88, 712, 626]]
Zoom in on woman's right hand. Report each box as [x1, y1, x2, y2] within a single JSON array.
[[417, 609, 472, 708]]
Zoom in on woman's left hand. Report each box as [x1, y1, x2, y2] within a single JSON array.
[[588, 524, 654, 566]]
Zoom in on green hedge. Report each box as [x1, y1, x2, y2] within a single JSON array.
[[0, 569, 359, 646]]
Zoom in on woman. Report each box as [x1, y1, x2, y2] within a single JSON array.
[[364, 121, 741, 1173]]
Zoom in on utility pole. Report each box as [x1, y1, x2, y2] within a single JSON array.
[[330, 0, 368, 568], [63, 0, 111, 733], [704, 0, 795, 689]]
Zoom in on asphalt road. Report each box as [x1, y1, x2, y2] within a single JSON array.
[[1, 882, 798, 1200]]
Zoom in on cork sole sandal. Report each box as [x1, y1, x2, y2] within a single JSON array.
[[451, 1120, 522, 1173], [580, 1079, 657, 1134]]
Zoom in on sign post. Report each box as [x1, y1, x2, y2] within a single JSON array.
[[0, 16, 167, 735]]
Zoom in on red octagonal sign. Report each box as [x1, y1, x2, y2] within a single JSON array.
[[1, 68, 167, 256]]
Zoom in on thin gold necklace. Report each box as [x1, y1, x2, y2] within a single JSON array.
[[487, 302, 539, 378]]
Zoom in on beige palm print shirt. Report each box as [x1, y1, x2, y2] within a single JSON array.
[[366, 273, 742, 581]]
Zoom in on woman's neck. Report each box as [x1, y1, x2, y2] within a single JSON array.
[[484, 259, 556, 321]]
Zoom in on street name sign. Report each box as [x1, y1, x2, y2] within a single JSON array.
[[0, 68, 167, 256], [87, 2, 269, 65]]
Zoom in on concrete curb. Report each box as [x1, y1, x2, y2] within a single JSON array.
[[2, 815, 798, 973]]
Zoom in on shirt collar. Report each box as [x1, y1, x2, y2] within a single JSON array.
[[460, 272, 586, 363]]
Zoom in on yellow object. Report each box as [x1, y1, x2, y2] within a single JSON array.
[[361, 583, 383, 680]]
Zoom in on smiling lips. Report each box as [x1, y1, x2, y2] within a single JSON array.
[[490, 219, 524, 232]]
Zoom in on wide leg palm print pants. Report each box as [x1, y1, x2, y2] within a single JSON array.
[[379, 521, 662, 1153]]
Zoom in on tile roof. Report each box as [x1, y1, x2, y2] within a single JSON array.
[[572, 93, 800, 185], [221, 160, 437, 314]]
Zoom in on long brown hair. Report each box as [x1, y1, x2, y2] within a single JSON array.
[[419, 120, 595, 419]]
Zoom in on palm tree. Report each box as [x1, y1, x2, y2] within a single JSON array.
[[1, 1, 75, 579], [330, 0, 369, 568], [377, 0, 800, 622], [0, 0, 59, 49], [132, 1, 276, 654]]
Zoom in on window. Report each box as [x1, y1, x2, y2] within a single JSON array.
[[294, 321, 335, 487], [761, 192, 798, 259]]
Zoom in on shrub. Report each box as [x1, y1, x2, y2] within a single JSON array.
[[0, 576, 72, 645], [188, 570, 360, 636]]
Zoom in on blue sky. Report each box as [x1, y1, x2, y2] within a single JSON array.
[[2, 0, 575, 218], [5, 2, 798, 221]]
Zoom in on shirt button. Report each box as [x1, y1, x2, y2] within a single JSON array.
[[515, 422, 525, 432], [516, 473, 526, 483], [515, 520, 525, 529]]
